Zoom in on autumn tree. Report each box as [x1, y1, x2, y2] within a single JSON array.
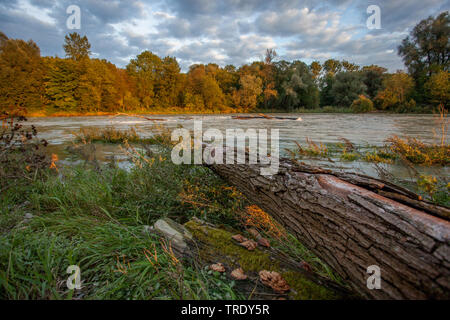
[[323, 59, 342, 76], [184, 64, 226, 111], [0, 33, 45, 112], [0, 32, 7, 46], [375, 71, 415, 110], [341, 60, 360, 72], [63, 32, 91, 61], [126, 51, 162, 108], [261, 49, 278, 110], [232, 74, 263, 111], [425, 70, 449, 105], [310, 61, 322, 82], [77, 59, 120, 112], [201, 76, 226, 110]]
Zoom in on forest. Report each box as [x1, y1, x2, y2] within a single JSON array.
[[0, 11, 448, 115]]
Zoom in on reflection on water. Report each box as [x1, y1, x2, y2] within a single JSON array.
[[27, 113, 449, 180]]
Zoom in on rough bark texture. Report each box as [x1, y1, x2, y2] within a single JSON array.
[[208, 157, 450, 300]]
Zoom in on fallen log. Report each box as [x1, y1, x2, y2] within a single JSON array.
[[231, 115, 300, 120], [111, 113, 167, 121], [207, 153, 450, 299]]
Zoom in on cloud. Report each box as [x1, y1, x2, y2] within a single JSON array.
[[0, 0, 448, 71]]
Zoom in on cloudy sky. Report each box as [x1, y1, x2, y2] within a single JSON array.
[[0, 0, 448, 71]]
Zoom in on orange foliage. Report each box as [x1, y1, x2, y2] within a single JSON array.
[[239, 205, 286, 240], [49, 153, 58, 171]]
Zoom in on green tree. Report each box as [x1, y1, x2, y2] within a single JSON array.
[[330, 72, 366, 107], [273, 61, 319, 110], [398, 11, 449, 77], [319, 74, 335, 107], [398, 11, 449, 102], [261, 49, 278, 110], [63, 32, 91, 61], [44, 57, 80, 111], [154, 56, 183, 108], [361, 65, 388, 100], [77, 59, 120, 112], [215, 65, 238, 95]]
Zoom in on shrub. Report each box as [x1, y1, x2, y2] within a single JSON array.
[[322, 106, 335, 113], [0, 114, 51, 191], [350, 95, 374, 113]]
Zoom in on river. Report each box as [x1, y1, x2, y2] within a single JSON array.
[[27, 113, 449, 180]]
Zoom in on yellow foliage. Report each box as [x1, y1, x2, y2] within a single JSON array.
[[375, 71, 414, 110]]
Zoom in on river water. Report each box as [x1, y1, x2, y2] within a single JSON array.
[[27, 113, 449, 180]]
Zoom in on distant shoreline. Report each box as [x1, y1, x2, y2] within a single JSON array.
[[22, 108, 435, 118]]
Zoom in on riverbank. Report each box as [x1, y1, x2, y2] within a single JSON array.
[[0, 119, 345, 299], [18, 105, 437, 118]]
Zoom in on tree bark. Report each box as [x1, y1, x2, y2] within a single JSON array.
[[207, 156, 450, 299]]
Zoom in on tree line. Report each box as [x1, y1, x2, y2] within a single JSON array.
[[0, 11, 448, 115]]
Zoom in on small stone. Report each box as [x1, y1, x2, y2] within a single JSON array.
[[24, 213, 33, 220], [153, 218, 193, 257]]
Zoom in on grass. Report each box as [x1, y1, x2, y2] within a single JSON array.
[[387, 135, 449, 166], [0, 156, 247, 299], [73, 125, 176, 147], [0, 125, 342, 300], [74, 126, 142, 144]]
